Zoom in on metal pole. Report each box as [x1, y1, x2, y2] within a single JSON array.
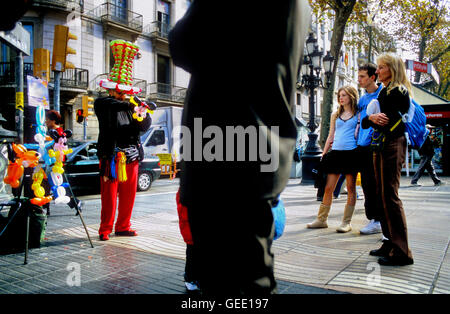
[[405, 141, 409, 177], [83, 118, 87, 140], [15, 52, 24, 143], [301, 65, 323, 184], [368, 26, 373, 63], [63, 172, 94, 248], [24, 211, 30, 264], [53, 71, 61, 112]]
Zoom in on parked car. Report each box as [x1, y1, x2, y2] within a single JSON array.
[[64, 141, 161, 194]]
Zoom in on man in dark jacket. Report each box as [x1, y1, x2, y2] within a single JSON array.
[[411, 125, 443, 186], [169, 0, 310, 294], [94, 89, 151, 241]]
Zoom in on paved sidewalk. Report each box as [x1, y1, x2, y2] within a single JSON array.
[[0, 176, 449, 294]]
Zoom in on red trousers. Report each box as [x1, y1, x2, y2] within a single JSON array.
[[99, 160, 139, 235]]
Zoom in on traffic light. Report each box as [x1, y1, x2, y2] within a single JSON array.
[[33, 48, 50, 82], [82, 95, 95, 118], [52, 25, 77, 72], [76, 109, 84, 124]]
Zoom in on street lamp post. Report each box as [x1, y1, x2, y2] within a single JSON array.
[[298, 33, 334, 184]]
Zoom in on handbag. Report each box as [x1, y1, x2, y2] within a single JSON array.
[[121, 145, 140, 163], [370, 117, 402, 152], [370, 129, 386, 152], [137, 142, 144, 161], [271, 197, 286, 240]]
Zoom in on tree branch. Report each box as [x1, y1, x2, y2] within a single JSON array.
[[428, 44, 450, 63]]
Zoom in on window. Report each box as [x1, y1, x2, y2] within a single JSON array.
[[157, 0, 171, 37], [22, 24, 34, 64], [109, 40, 116, 71], [157, 54, 171, 95], [147, 129, 166, 146], [82, 20, 93, 35], [110, 0, 128, 23], [157, 54, 170, 84]]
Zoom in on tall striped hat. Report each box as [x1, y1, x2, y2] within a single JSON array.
[[99, 39, 141, 95]]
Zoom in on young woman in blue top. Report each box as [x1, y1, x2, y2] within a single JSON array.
[[307, 86, 359, 233]]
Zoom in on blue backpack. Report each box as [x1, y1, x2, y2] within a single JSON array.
[[399, 98, 429, 150], [271, 197, 286, 240]]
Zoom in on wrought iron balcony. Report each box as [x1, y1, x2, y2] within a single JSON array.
[[0, 62, 88, 90], [32, 0, 83, 12], [133, 79, 147, 98], [147, 82, 187, 104], [50, 67, 89, 90], [88, 1, 143, 33], [143, 21, 171, 40], [0, 62, 33, 86]]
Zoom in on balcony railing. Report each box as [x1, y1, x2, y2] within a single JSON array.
[[147, 82, 187, 104], [134, 79, 147, 98], [0, 62, 33, 86], [50, 68, 89, 89], [143, 21, 171, 40], [88, 1, 143, 33], [90, 73, 108, 92], [32, 0, 83, 11], [0, 62, 88, 90]]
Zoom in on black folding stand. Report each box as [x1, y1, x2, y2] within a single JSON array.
[[0, 170, 94, 265]]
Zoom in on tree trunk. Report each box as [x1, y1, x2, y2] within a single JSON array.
[[414, 36, 427, 83], [441, 81, 450, 98], [319, 2, 356, 147]]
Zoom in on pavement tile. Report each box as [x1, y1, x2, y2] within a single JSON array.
[[0, 176, 449, 295]]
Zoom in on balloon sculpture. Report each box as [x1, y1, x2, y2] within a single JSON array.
[[19, 100, 57, 206], [99, 40, 141, 95], [3, 143, 40, 189], [30, 168, 52, 206], [47, 128, 73, 205], [130, 95, 156, 122], [4, 92, 74, 207]]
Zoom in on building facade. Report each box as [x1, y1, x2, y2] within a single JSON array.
[[0, 0, 192, 142]]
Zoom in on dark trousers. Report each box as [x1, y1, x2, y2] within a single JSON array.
[[187, 198, 276, 295], [357, 146, 383, 221], [373, 136, 413, 259], [411, 154, 440, 184], [184, 244, 198, 283]]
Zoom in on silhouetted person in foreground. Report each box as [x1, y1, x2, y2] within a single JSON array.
[[169, 0, 311, 294]]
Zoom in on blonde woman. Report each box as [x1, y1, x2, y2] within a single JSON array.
[[307, 86, 359, 233], [361, 53, 414, 266]]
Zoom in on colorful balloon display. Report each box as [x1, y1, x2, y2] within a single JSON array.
[[99, 39, 141, 95]]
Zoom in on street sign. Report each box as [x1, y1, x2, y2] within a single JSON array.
[[0, 22, 31, 56], [27, 76, 50, 109], [405, 59, 440, 85]]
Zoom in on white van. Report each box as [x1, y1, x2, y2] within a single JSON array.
[[140, 106, 183, 162]]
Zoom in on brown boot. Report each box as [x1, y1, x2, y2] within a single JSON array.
[[336, 205, 355, 233], [307, 203, 331, 229]]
